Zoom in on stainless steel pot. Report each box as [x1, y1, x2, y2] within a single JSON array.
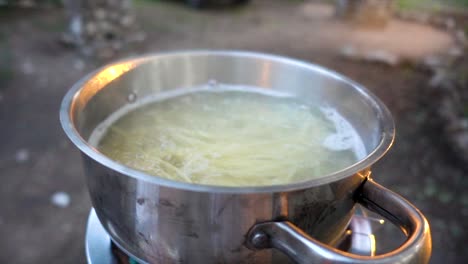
[[60, 51, 431, 264]]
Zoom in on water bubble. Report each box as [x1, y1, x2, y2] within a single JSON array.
[[208, 79, 218, 88], [299, 104, 309, 110], [323, 134, 353, 151], [127, 92, 137, 103]]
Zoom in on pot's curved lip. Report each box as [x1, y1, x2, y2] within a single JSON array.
[[60, 50, 395, 194]]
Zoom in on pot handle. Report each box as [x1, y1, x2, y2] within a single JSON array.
[[246, 179, 432, 264]]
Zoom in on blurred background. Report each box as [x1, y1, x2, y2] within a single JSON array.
[[0, 0, 467, 263]]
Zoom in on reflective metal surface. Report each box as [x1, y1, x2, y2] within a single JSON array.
[[61, 51, 430, 263], [86, 207, 376, 264], [246, 180, 431, 264], [86, 208, 147, 264], [82, 159, 365, 263], [86, 209, 118, 264]]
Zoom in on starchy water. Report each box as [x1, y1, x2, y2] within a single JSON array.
[[89, 84, 366, 186]]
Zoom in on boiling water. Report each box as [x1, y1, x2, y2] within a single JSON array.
[[89, 85, 366, 186]]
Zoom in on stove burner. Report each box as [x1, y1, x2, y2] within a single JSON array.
[[86, 208, 376, 264], [111, 243, 133, 264]]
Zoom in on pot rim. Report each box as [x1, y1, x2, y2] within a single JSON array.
[[60, 50, 395, 193]]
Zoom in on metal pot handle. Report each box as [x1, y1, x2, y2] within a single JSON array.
[[246, 179, 432, 264]]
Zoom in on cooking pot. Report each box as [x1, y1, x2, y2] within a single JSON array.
[[60, 51, 431, 264]]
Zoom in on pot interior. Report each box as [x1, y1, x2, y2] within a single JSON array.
[[62, 51, 394, 189]]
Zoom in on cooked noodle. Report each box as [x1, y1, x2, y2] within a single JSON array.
[[90, 87, 363, 186]]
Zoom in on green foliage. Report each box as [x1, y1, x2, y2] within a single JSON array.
[[397, 0, 468, 10], [451, 0, 468, 7]]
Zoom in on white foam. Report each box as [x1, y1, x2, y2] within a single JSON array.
[[320, 106, 366, 159]]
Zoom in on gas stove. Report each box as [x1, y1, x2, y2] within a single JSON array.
[[85, 207, 378, 264]]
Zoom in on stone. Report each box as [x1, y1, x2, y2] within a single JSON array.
[[445, 18, 456, 30], [423, 55, 448, 68], [98, 21, 113, 35], [363, 50, 399, 66], [111, 41, 123, 51], [94, 8, 107, 20], [63, 0, 139, 59], [60, 32, 76, 46], [15, 149, 30, 163], [429, 69, 449, 88], [21, 61, 35, 75], [69, 16, 83, 40], [439, 99, 458, 123], [448, 46, 463, 58], [51, 192, 71, 208], [452, 130, 468, 148], [120, 0, 132, 10], [340, 45, 399, 66], [455, 30, 467, 45], [73, 59, 85, 71], [85, 22, 97, 36], [461, 194, 468, 206], [109, 11, 120, 21], [38, 76, 48, 87], [300, 2, 334, 20], [463, 208, 468, 216], [17, 0, 35, 7], [429, 49, 468, 166], [120, 15, 134, 28], [339, 45, 358, 58], [454, 119, 468, 130], [96, 47, 115, 60], [81, 46, 94, 57], [128, 31, 147, 43], [438, 191, 454, 204], [449, 222, 463, 238]]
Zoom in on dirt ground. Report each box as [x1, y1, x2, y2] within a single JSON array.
[[0, 0, 467, 263]]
